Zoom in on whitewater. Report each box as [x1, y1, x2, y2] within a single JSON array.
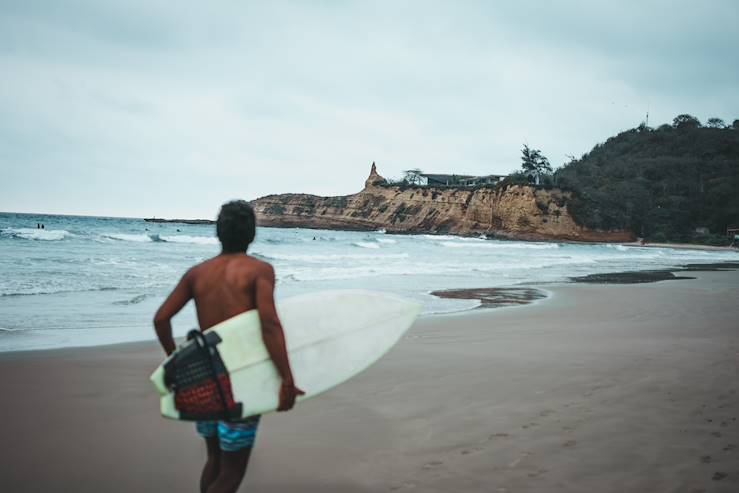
[[1, 212, 737, 351]]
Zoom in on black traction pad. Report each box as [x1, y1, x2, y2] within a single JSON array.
[[163, 331, 243, 421]]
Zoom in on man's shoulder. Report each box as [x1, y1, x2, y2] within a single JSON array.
[[244, 255, 274, 275], [183, 259, 209, 281]]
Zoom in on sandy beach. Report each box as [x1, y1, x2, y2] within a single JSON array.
[[1, 270, 738, 492]]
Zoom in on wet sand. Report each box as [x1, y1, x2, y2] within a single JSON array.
[[1, 271, 738, 492], [570, 262, 739, 284], [431, 287, 548, 309], [621, 242, 737, 252]]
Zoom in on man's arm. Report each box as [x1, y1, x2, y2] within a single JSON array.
[[153, 270, 193, 355], [254, 263, 304, 411]]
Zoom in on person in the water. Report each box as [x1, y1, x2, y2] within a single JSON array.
[[154, 200, 304, 493]]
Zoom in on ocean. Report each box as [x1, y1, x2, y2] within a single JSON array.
[[1, 212, 737, 352]]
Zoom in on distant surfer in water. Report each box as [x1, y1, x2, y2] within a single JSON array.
[[154, 200, 304, 493]]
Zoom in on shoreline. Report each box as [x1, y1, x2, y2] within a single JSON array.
[[2, 270, 737, 492], [427, 260, 739, 314], [3, 260, 739, 354], [620, 241, 736, 252]]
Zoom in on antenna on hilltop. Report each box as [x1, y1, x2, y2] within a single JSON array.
[[645, 101, 650, 127]]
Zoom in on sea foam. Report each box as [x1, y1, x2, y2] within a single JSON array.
[[259, 252, 409, 263], [439, 240, 560, 250], [159, 235, 219, 245], [101, 233, 155, 242], [1, 228, 72, 241], [352, 241, 381, 249]]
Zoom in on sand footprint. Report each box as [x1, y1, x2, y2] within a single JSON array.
[[459, 433, 511, 456], [507, 451, 532, 468], [422, 460, 444, 470], [390, 481, 416, 490], [528, 468, 549, 479]]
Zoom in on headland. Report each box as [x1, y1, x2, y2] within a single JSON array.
[[249, 164, 633, 243]]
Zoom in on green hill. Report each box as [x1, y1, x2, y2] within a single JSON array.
[[554, 118, 739, 244]]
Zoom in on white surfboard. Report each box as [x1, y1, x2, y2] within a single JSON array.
[[150, 290, 421, 420]]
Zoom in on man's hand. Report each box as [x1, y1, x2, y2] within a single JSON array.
[[277, 382, 305, 412]]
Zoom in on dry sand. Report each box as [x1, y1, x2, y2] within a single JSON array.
[[1, 271, 738, 492]]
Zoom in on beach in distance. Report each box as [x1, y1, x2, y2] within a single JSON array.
[[1, 268, 738, 492]]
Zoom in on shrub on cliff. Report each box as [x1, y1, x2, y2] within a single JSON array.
[[498, 171, 530, 188], [555, 117, 739, 243]]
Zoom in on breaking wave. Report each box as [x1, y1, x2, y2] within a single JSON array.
[[112, 293, 151, 305], [100, 233, 217, 245], [0, 286, 119, 297], [352, 241, 381, 249], [439, 241, 561, 250], [1, 228, 73, 241], [259, 252, 409, 263], [0, 327, 26, 335], [101, 233, 159, 242], [159, 235, 218, 245]]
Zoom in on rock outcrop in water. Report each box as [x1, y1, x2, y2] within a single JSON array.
[[251, 165, 633, 242], [144, 218, 214, 225]]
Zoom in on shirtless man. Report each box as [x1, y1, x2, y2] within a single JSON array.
[[153, 200, 304, 493]]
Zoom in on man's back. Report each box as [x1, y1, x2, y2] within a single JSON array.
[[189, 254, 270, 331]]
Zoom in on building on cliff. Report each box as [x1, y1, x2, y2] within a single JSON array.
[[418, 173, 507, 187]]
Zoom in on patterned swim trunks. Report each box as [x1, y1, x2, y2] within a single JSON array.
[[196, 415, 261, 452]]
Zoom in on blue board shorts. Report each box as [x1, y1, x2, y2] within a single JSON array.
[[196, 415, 261, 452]]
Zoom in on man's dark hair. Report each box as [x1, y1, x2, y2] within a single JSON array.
[[216, 200, 256, 252]]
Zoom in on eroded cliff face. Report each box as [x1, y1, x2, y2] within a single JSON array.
[[251, 167, 633, 242]]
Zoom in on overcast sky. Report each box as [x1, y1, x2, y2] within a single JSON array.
[[1, 1, 738, 218]]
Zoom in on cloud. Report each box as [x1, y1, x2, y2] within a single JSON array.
[[1, 1, 738, 217]]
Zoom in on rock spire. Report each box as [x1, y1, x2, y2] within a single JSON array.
[[364, 161, 386, 188]]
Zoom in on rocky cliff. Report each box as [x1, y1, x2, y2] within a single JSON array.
[[251, 164, 633, 242]]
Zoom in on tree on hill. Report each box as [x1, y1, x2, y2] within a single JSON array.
[[521, 144, 552, 184], [672, 114, 701, 129], [402, 168, 424, 185], [555, 115, 739, 243], [706, 117, 726, 128]]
